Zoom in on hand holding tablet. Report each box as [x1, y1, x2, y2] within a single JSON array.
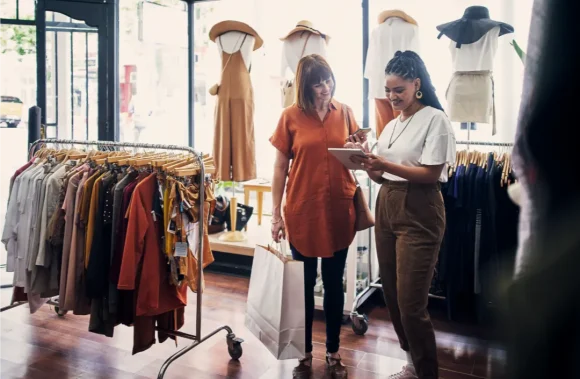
[[328, 148, 369, 170]]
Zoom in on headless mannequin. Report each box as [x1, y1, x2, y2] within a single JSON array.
[[365, 17, 419, 136], [280, 32, 327, 107], [445, 27, 501, 136], [214, 30, 256, 242], [216, 30, 255, 70], [281, 32, 327, 77]]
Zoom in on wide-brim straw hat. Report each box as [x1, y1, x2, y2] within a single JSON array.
[[279, 20, 330, 42], [209, 20, 263, 51], [377, 10, 418, 26]]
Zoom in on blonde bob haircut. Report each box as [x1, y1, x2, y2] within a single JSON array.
[[294, 54, 336, 111]]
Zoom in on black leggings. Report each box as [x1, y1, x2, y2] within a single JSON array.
[[290, 244, 348, 354]]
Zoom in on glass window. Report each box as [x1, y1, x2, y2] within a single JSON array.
[[118, 0, 189, 146], [0, 0, 17, 19], [367, 0, 534, 143], [193, 0, 362, 184], [0, 24, 37, 129]]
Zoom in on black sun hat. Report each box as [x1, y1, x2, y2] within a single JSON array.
[[436, 6, 514, 48]]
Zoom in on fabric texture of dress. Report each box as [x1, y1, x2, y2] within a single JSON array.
[[213, 38, 256, 182]]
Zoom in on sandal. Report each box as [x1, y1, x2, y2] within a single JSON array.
[[326, 353, 348, 379], [292, 356, 312, 379]]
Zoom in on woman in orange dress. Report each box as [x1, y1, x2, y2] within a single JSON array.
[[270, 54, 364, 379]]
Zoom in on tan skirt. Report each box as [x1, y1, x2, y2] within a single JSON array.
[[446, 71, 496, 135]]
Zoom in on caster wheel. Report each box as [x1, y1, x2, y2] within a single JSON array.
[[226, 333, 244, 360], [54, 306, 67, 317], [351, 313, 368, 336]]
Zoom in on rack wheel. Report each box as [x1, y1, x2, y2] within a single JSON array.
[[351, 313, 368, 336], [54, 306, 67, 317], [226, 333, 244, 360]]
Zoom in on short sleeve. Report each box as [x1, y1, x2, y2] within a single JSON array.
[[270, 112, 293, 158], [420, 111, 456, 166]]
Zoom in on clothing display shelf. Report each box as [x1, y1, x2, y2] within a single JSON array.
[[2, 138, 244, 379], [348, 140, 515, 335]]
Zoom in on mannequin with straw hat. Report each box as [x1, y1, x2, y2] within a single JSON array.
[[209, 20, 263, 242], [364, 10, 419, 137], [279, 20, 329, 108]]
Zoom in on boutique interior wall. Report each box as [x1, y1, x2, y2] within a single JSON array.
[[114, 0, 534, 182], [1, 0, 534, 179]]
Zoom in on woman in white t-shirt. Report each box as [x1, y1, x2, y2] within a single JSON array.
[[347, 51, 455, 379]]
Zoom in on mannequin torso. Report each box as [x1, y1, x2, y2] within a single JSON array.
[[216, 31, 255, 70], [281, 32, 327, 78], [449, 26, 500, 72], [365, 17, 420, 99]]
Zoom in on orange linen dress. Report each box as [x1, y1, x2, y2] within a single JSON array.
[[270, 99, 359, 258]]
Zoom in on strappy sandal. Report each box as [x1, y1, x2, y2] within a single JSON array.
[[326, 353, 348, 379], [292, 356, 312, 379]]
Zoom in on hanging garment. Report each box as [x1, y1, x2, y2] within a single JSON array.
[[446, 70, 495, 134], [213, 37, 256, 182], [375, 98, 400, 137]]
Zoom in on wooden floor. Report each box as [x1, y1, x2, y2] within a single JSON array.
[[0, 273, 505, 379]]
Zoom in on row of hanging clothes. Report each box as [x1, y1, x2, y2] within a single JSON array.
[[1, 144, 217, 354], [430, 141, 519, 322]]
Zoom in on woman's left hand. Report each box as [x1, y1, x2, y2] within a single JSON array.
[[351, 153, 388, 171]]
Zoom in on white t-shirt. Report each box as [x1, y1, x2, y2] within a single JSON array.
[[364, 17, 420, 99], [216, 31, 255, 71], [449, 27, 500, 72], [377, 106, 456, 182], [280, 32, 328, 78]]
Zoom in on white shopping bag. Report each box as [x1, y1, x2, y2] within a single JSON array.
[[245, 243, 305, 360]]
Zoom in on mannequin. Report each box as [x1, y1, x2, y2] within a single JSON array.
[[279, 20, 329, 108], [364, 10, 419, 137], [209, 20, 263, 242], [437, 6, 514, 136]]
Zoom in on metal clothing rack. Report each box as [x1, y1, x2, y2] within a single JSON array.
[[2, 138, 244, 378]]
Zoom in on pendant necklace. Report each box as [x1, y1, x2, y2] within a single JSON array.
[[388, 112, 416, 149]]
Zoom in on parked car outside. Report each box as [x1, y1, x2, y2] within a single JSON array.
[[0, 96, 24, 128]]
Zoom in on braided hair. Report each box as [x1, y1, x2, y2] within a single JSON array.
[[385, 51, 444, 112]]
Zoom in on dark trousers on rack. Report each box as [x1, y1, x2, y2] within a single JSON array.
[[375, 181, 446, 379], [290, 244, 348, 354]]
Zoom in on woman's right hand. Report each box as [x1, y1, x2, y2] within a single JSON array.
[[271, 217, 286, 243], [344, 141, 370, 153]]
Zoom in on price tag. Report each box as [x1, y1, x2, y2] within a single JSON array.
[[174, 242, 188, 257]]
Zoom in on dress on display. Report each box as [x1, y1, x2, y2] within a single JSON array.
[[364, 10, 419, 136], [213, 33, 257, 182], [437, 6, 514, 136], [280, 21, 328, 108]]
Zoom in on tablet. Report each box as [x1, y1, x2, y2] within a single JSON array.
[[328, 148, 368, 170]]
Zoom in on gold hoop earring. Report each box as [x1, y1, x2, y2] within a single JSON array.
[[415, 90, 423, 99]]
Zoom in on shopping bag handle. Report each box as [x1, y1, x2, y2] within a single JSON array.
[[265, 239, 292, 263]]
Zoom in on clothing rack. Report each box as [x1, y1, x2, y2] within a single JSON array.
[[2, 138, 244, 379], [456, 140, 514, 147]]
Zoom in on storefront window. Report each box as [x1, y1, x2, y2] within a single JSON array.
[[0, 0, 35, 20], [367, 0, 533, 143], [118, 0, 188, 146], [193, 0, 362, 181]]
